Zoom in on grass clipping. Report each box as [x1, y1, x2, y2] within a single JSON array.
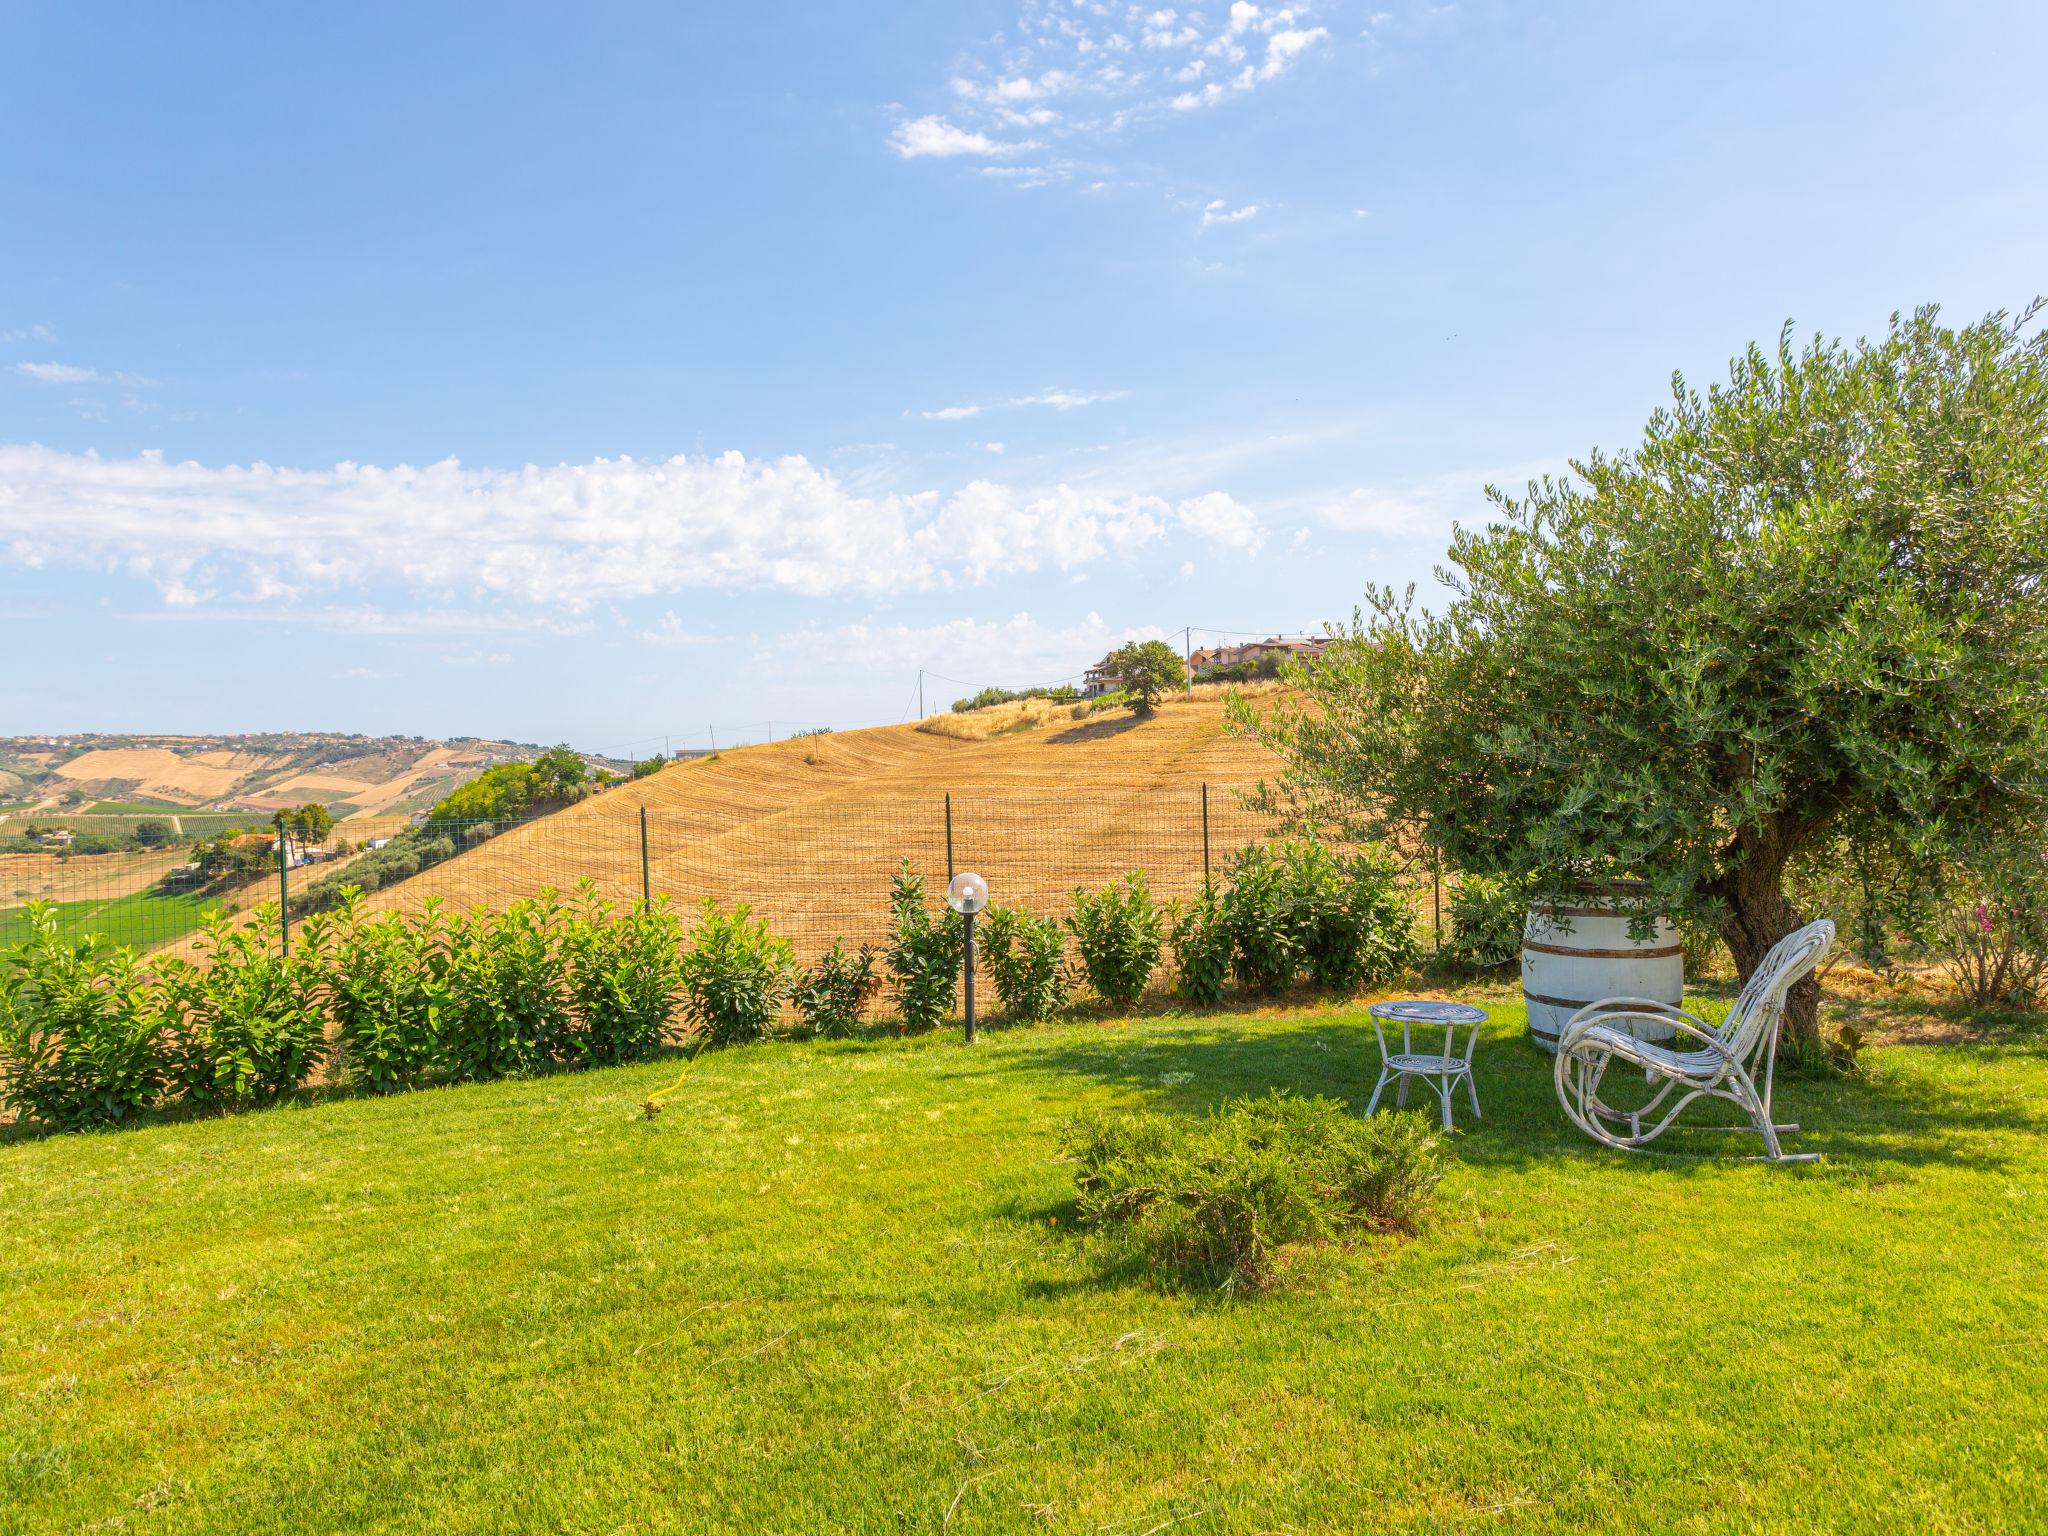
[[1064, 1090, 1445, 1293]]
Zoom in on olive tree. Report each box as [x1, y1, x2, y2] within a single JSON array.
[[1233, 303, 2048, 1042]]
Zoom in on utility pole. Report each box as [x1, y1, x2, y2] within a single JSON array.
[[918, 669, 924, 719], [1184, 625, 1193, 695], [709, 725, 716, 752]]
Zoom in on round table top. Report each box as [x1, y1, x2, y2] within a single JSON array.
[[1370, 998, 1488, 1026]]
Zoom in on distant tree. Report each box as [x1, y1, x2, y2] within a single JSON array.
[[273, 804, 334, 843], [1234, 303, 2048, 1043], [134, 818, 173, 847], [530, 745, 589, 801], [631, 756, 668, 780], [1105, 640, 1186, 714]]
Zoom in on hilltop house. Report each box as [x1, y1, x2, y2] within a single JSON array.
[[1187, 635, 1329, 679]]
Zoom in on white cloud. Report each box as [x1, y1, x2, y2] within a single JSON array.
[[766, 610, 1170, 688], [1314, 463, 1560, 539], [1201, 200, 1260, 226], [1173, 490, 1266, 552], [1, 323, 56, 344], [1011, 387, 1127, 410], [921, 403, 982, 421], [895, 3, 1333, 176], [1, 443, 1261, 610], [889, 115, 1024, 159], [640, 611, 718, 646], [335, 665, 392, 680], [980, 441, 1006, 454], [16, 361, 101, 384]]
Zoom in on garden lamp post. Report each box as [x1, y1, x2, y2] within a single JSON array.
[[946, 871, 989, 1043]]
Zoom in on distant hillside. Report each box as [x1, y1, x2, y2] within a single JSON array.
[[353, 687, 1285, 961], [0, 732, 619, 825]]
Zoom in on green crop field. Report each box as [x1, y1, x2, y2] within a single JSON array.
[[3, 990, 2043, 1533], [0, 885, 223, 953], [84, 800, 192, 815]]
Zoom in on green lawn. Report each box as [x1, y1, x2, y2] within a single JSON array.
[[3, 994, 2045, 1534]]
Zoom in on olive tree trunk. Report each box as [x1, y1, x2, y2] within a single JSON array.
[[1705, 825, 1820, 1044]]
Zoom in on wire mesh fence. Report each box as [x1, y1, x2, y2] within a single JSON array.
[[3, 785, 1446, 965]]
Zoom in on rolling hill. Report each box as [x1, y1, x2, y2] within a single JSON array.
[[357, 689, 1288, 960]]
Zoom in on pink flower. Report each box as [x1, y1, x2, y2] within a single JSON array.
[[1975, 904, 1993, 934]]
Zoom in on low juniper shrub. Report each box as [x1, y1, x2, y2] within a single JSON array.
[[886, 862, 960, 1033], [981, 904, 1068, 1023], [679, 899, 794, 1046], [1067, 872, 1164, 1010], [791, 939, 881, 1039], [1065, 1091, 1445, 1292]]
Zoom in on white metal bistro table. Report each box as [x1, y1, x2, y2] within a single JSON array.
[[1365, 999, 1489, 1130]]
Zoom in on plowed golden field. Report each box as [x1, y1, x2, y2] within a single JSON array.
[[365, 693, 1286, 958]]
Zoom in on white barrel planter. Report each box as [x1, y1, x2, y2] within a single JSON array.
[[1522, 893, 1682, 1053]]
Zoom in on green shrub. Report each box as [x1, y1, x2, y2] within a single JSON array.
[[1286, 841, 1419, 991], [1931, 828, 2048, 1010], [0, 903, 170, 1130], [158, 905, 328, 1110], [1065, 1091, 1445, 1292], [1169, 881, 1234, 1005], [1222, 845, 1296, 993], [885, 863, 960, 1033], [791, 940, 881, 1038], [324, 892, 450, 1091], [679, 900, 793, 1046], [1441, 871, 1527, 971], [439, 893, 574, 1080], [1067, 872, 1164, 1009], [981, 905, 1069, 1023], [561, 883, 687, 1065]]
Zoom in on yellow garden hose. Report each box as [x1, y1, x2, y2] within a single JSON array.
[[642, 1032, 709, 1117]]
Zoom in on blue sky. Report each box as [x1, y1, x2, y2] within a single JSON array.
[[4, 1, 2043, 754]]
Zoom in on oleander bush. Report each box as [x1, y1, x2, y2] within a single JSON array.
[[1169, 880, 1234, 1005], [1286, 840, 1419, 991], [158, 905, 329, 1110], [1222, 844, 1296, 994], [323, 893, 451, 1091], [981, 904, 1069, 1023], [561, 883, 688, 1064], [440, 893, 576, 1080], [886, 862, 961, 1033], [1065, 1090, 1446, 1292], [679, 900, 794, 1046], [1441, 871, 1527, 972], [1067, 872, 1164, 1010], [791, 940, 881, 1039], [0, 904, 170, 1130]]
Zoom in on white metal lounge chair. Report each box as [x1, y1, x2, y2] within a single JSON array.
[[1553, 919, 1834, 1163]]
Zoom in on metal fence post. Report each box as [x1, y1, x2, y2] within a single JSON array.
[[276, 828, 291, 953], [944, 793, 955, 880], [1433, 850, 1443, 951], [1201, 783, 1211, 883], [640, 805, 651, 906]]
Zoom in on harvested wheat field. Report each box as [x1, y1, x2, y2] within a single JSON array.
[[363, 691, 1294, 959], [51, 747, 284, 803]]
